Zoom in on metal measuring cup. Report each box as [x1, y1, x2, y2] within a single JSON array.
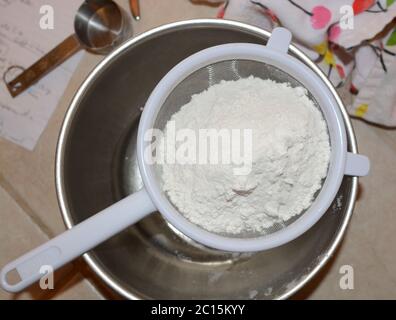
[[5, 0, 132, 97]]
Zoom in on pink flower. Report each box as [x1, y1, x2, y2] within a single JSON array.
[[329, 25, 341, 41], [311, 6, 332, 29]]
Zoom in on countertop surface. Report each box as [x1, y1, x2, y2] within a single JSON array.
[[1, 0, 396, 300]]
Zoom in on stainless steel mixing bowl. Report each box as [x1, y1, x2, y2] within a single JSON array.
[[56, 19, 359, 299]]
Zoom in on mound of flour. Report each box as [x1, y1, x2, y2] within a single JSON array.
[[159, 77, 330, 235]]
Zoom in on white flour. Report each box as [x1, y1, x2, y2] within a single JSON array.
[[159, 77, 330, 235]]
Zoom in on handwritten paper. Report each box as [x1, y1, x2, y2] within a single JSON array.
[[0, 0, 84, 150]]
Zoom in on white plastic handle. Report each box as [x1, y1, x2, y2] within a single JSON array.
[[345, 152, 370, 176], [266, 27, 292, 54], [0, 188, 156, 293]]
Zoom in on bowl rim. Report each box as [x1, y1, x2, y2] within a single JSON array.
[[55, 18, 359, 300]]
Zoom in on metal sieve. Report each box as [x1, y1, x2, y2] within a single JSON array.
[[153, 59, 325, 238], [139, 28, 370, 247], [0, 28, 369, 293]]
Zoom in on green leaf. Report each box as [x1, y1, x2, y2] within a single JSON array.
[[387, 0, 395, 7], [386, 28, 396, 46]]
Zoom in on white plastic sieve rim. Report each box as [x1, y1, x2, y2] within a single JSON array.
[[137, 43, 347, 252]]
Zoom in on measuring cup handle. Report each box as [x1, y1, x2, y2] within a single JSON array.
[[266, 27, 292, 54], [5, 34, 81, 97], [0, 188, 156, 293]]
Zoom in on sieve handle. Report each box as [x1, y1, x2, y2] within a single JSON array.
[[267, 27, 292, 54], [345, 152, 370, 177], [0, 188, 156, 293]]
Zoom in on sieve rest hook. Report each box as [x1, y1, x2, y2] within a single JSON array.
[[267, 27, 292, 54]]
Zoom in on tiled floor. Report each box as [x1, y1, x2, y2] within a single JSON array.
[[1, 0, 395, 299]]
